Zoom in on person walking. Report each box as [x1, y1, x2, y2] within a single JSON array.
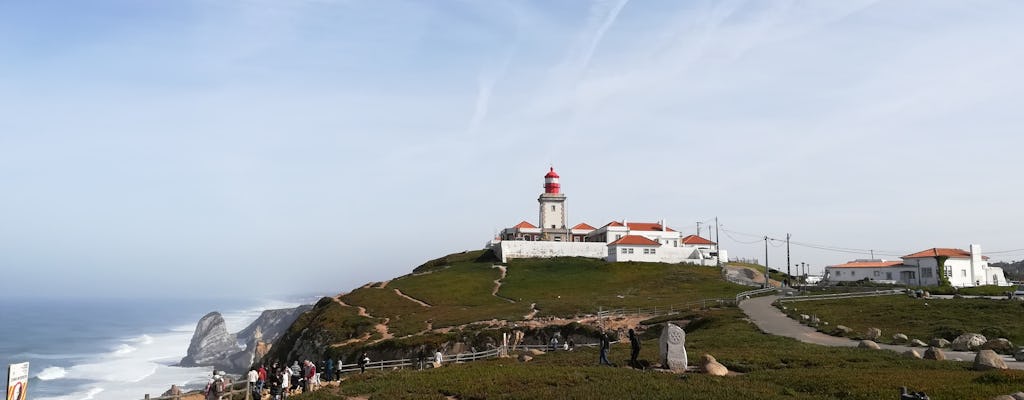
[[358, 352, 369, 373], [247, 368, 259, 398], [325, 357, 334, 382], [628, 329, 641, 369], [257, 365, 267, 394], [599, 333, 611, 366], [280, 367, 291, 398]]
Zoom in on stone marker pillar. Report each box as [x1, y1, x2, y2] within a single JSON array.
[[659, 322, 688, 371]]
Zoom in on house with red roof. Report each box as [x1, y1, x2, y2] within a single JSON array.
[[491, 167, 726, 265], [824, 244, 1009, 287]]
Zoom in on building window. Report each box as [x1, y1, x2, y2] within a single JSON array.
[[642, 248, 650, 254], [886, 272, 893, 280], [873, 271, 880, 277], [835, 271, 841, 276], [922, 268, 933, 278], [621, 248, 628, 254], [851, 271, 855, 276], [962, 270, 967, 277], [627, 248, 634, 254], [551, 205, 555, 211], [615, 234, 622, 240], [651, 248, 656, 254]]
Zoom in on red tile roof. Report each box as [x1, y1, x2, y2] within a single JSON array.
[[512, 221, 538, 229], [604, 221, 625, 227], [626, 222, 675, 232], [902, 248, 987, 260], [571, 223, 596, 230], [681, 235, 716, 245], [607, 235, 662, 246], [830, 261, 904, 269]]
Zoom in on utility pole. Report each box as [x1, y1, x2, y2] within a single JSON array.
[[786, 233, 791, 287], [696, 221, 702, 236], [870, 249, 874, 259], [715, 217, 721, 268], [764, 236, 770, 288]]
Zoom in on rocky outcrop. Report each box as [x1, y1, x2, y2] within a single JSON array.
[[974, 349, 1008, 371], [180, 312, 241, 370], [952, 333, 987, 351], [237, 306, 313, 345], [864, 328, 881, 341]]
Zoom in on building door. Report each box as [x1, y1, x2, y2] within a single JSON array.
[[886, 272, 892, 280], [900, 271, 915, 283]]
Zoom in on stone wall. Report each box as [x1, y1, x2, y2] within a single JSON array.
[[495, 241, 608, 262]]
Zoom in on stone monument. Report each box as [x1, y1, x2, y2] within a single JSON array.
[[659, 323, 688, 372]]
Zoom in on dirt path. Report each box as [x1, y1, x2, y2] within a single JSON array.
[[394, 288, 432, 307], [491, 265, 516, 303], [373, 317, 394, 341], [334, 296, 392, 343], [334, 297, 369, 317], [524, 303, 538, 320], [739, 295, 1024, 369]]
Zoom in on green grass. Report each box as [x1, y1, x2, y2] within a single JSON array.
[[341, 286, 430, 337], [497, 258, 748, 317], [389, 262, 529, 328], [265, 297, 379, 362], [780, 295, 1024, 344], [293, 308, 1024, 400]]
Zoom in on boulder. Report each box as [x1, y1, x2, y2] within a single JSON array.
[[858, 340, 880, 350], [528, 349, 546, 356], [892, 333, 909, 344], [993, 396, 1016, 400], [981, 338, 1015, 355], [1015, 348, 1024, 362], [179, 312, 241, 370], [800, 314, 810, 321], [923, 347, 946, 361], [810, 316, 821, 325], [903, 350, 922, 359], [929, 338, 950, 348], [952, 333, 987, 351], [699, 354, 728, 376], [909, 339, 927, 347], [865, 328, 882, 341], [1011, 392, 1024, 400], [161, 385, 183, 397], [833, 325, 852, 337], [517, 354, 533, 363], [974, 350, 1008, 371]]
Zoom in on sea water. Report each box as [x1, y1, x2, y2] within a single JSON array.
[[0, 295, 315, 400]]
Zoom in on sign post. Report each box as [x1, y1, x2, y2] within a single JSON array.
[[7, 362, 29, 400]]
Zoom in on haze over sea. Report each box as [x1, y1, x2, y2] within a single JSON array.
[[0, 295, 316, 400]]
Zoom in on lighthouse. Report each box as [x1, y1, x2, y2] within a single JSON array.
[[538, 167, 568, 241]]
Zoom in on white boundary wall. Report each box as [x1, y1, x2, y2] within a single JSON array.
[[496, 241, 608, 262]]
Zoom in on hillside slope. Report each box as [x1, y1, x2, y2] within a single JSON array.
[[261, 250, 749, 364]]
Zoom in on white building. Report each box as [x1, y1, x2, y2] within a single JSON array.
[[491, 168, 724, 265], [825, 244, 1010, 287]]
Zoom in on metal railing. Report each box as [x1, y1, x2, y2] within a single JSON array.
[[778, 289, 903, 303], [336, 346, 504, 374], [735, 287, 778, 302]]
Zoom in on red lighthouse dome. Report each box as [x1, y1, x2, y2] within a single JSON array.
[[544, 167, 561, 194]]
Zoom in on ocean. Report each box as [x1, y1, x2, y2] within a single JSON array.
[[0, 295, 316, 400]]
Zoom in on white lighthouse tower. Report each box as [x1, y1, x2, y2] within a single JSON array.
[[538, 167, 568, 241]]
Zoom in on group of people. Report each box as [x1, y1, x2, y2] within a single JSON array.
[[241, 359, 327, 400], [598, 328, 643, 369]]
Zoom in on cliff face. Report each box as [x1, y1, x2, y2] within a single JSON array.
[[180, 304, 314, 373], [237, 305, 313, 345], [179, 312, 240, 369]]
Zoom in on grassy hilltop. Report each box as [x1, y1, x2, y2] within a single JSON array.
[[263, 250, 1024, 400]]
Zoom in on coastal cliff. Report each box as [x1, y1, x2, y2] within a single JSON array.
[[179, 305, 312, 372]]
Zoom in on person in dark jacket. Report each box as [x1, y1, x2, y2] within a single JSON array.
[[358, 352, 369, 373], [599, 333, 611, 366], [628, 329, 641, 369]]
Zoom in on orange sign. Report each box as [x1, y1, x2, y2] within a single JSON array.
[[7, 362, 28, 400]]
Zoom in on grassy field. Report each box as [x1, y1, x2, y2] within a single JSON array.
[[498, 257, 748, 317], [293, 308, 1024, 400], [781, 295, 1024, 344]]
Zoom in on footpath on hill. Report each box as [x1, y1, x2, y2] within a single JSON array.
[[739, 295, 1024, 370]]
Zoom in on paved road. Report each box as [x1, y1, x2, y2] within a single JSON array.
[[739, 295, 1024, 370]]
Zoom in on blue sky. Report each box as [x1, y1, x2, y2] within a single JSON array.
[[2, 0, 1024, 298]]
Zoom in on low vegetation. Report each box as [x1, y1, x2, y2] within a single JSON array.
[[294, 308, 1024, 400], [781, 295, 1024, 344]]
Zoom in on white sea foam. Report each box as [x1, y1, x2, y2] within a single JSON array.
[[36, 297, 308, 400], [36, 366, 68, 381]]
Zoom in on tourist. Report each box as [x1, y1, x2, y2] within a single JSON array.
[[280, 367, 290, 398], [325, 357, 334, 381], [290, 361, 301, 391], [204, 371, 225, 400], [269, 380, 283, 400], [247, 368, 259, 398], [359, 352, 370, 373], [257, 365, 267, 394], [599, 333, 611, 366], [336, 358, 344, 380], [434, 349, 444, 368], [305, 360, 317, 392], [549, 336, 559, 351], [417, 348, 426, 370], [567, 338, 575, 351], [628, 329, 641, 369]]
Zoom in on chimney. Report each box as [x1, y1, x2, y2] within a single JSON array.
[[662, 219, 667, 232], [970, 244, 982, 284]]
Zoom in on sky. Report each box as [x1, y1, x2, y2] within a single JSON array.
[[2, 0, 1023, 299]]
